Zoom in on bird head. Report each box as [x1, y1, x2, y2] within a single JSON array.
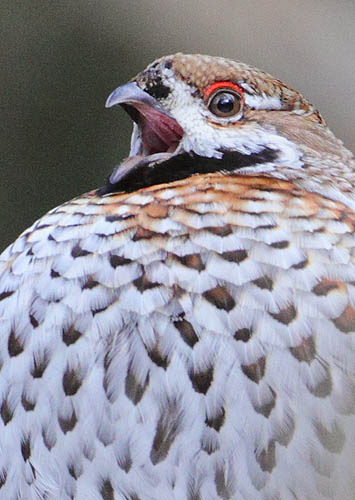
[[104, 53, 353, 200]]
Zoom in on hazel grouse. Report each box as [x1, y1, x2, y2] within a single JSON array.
[[0, 53, 354, 500]]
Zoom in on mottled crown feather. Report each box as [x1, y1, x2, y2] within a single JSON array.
[[136, 52, 324, 122]]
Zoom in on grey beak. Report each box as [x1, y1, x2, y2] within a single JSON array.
[[105, 82, 168, 115]]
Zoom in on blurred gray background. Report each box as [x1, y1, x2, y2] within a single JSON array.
[[1, 0, 355, 249]]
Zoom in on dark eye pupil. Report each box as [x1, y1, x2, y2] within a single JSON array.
[[216, 93, 235, 113], [208, 90, 241, 117]]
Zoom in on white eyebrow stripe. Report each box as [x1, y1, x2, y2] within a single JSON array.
[[244, 93, 283, 110]]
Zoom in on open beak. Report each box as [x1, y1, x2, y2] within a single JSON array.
[[106, 82, 184, 163]]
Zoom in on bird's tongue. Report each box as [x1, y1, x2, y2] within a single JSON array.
[[134, 102, 183, 155]]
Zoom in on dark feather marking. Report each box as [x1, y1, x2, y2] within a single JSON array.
[[332, 305, 355, 333], [97, 149, 278, 195], [21, 435, 31, 461], [241, 357, 266, 383], [133, 274, 160, 292], [140, 70, 171, 100], [0, 398, 13, 425], [203, 286, 235, 312], [256, 440, 276, 472], [177, 253, 205, 271], [109, 254, 132, 268], [100, 479, 114, 500], [215, 465, 235, 499], [253, 275, 273, 291], [22, 393, 36, 412], [270, 240, 289, 249], [0, 469, 7, 488], [50, 269, 60, 278], [62, 326, 82, 346], [292, 258, 308, 269], [0, 291, 13, 301], [125, 365, 150, 405], [174, 318, 199, 347], [29, 314, 39, 328], [254, 388, 277, 418], [290, 336, 316, 364], [234, 327, 252, 343], [271, 304, 297, 325], [312, 279, 339, 296], [145, 80, 171, 100], [205, 407, 225, 431], [71, 244, 91, 258], [68, 463, 81, 480], [106, 214, 135, 222], [206, 225, 233, 237], [313, 421, 345, 454], [58, 409, 77, 434], [63, 367, 83, 396], [189, 366, 214, 394], [150, 397, 182, 465], [31, 351, 49, 378], [147, 344, 168, 369], [116, 445, 132, 473], [133, 227, 158, 241], [221, 250, 248, 264], [308, 366, 332, 398], [8, 330, 24, 357], [82, 278, 99, 290]]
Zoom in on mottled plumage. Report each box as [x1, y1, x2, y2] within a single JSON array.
[[0, 53, 354, 500]]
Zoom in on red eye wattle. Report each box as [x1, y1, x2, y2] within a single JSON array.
[[203, 81, 244, 100]]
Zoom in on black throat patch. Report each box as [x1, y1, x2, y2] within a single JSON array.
[[97, 148, 278, 195]]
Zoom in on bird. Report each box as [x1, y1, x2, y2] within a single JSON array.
[[0, 52, 354, 500]]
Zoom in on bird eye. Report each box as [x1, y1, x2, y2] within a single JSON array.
[[208, 90, 242, 117]]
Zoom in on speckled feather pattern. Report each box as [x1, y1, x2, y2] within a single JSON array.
[[0, 174, 354, 500], [1, 52, 355, 500]]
